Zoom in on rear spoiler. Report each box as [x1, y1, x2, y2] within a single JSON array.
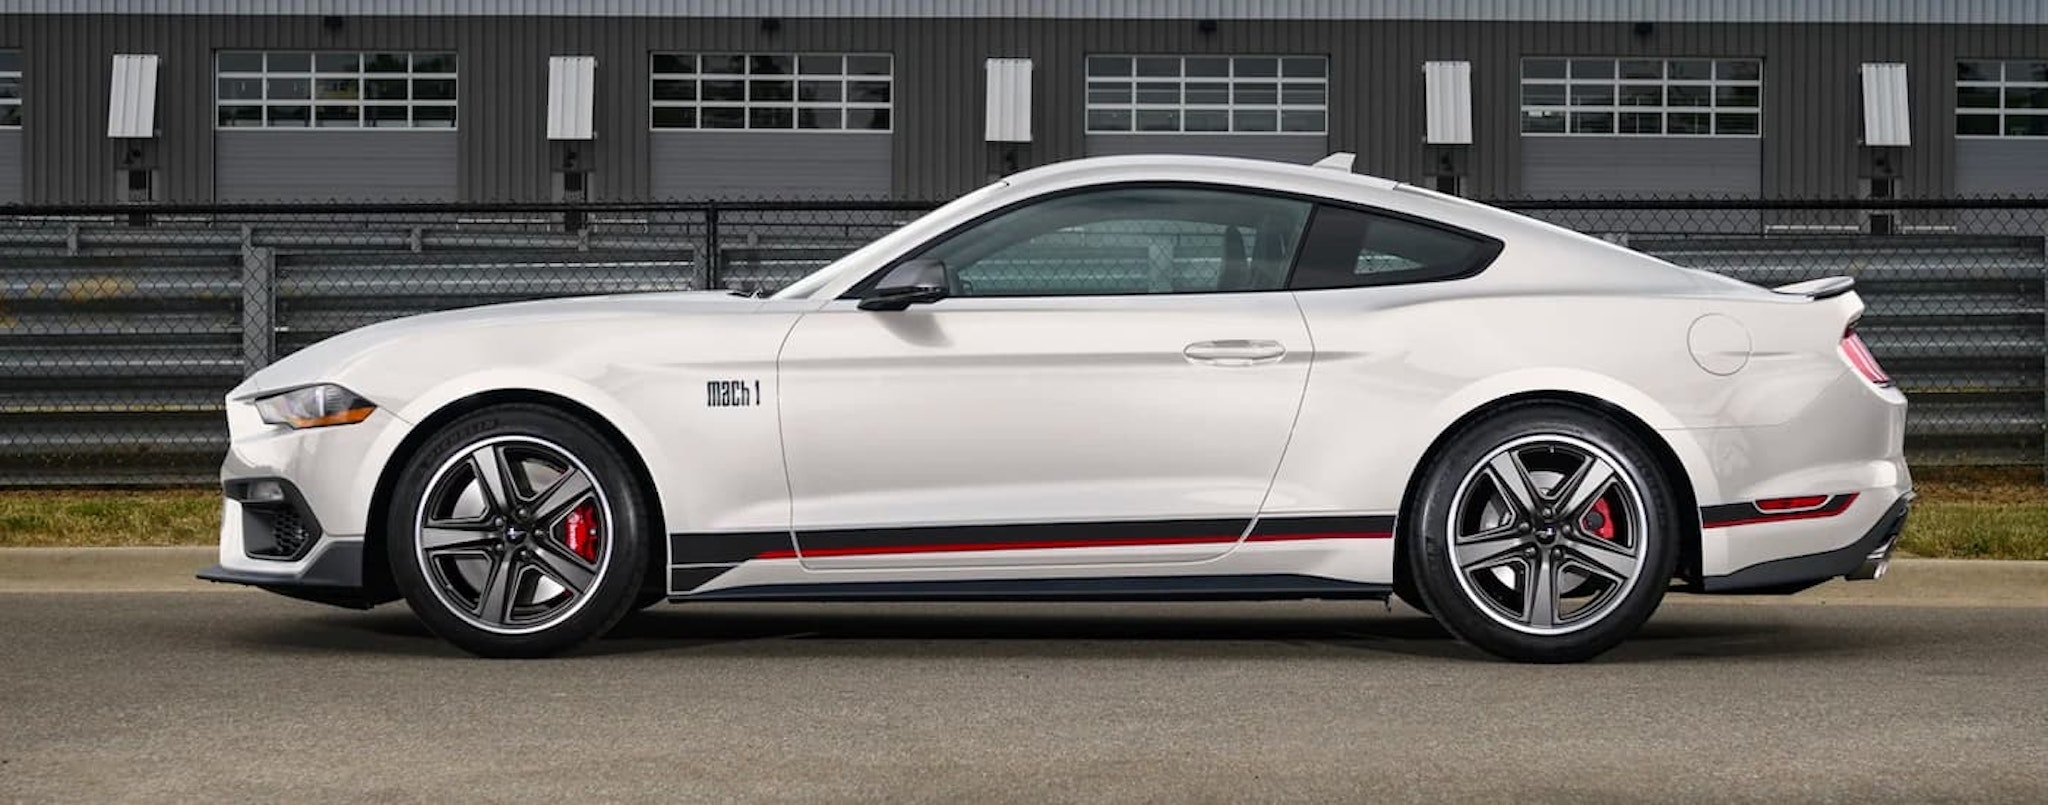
[[1771, 276, 1856, 300]]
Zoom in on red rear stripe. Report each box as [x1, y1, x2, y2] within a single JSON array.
[[1706, 493, 1859, 528], [1756, 495, 1829, 512]]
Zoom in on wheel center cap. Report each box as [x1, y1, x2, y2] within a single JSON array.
[[1533, 524, 1559, 545], [503, 526, 529, 544]]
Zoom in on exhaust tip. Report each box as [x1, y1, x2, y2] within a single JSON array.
[[1851, 557, 1889, 581], [1848, 542, 1895, 581]]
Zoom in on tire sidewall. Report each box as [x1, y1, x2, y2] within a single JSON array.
[[1410, 404, 1679, 663], [387, 405, 652, 658]]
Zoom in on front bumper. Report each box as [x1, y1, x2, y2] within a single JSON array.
[[198, 538, 384, 608], [202, 400, 411, 609], [1697, 493, 1913, 594]]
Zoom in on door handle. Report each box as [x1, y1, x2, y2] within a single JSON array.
[[1183, 339, 1287, 366]]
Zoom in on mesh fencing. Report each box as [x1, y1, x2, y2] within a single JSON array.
[[2, 197, 2044, 486]]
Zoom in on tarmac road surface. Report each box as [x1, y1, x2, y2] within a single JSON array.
[[2, 592, 2045, 803]]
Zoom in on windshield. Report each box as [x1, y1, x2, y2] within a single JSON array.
[[770, 178, 1013, 300]]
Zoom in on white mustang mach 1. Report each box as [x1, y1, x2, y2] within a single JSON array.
[[201, 154, 1911, 662]]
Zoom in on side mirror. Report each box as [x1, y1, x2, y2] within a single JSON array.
[[858, 258, 951, 311]]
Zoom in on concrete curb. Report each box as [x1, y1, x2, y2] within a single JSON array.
[[0, 547, 224, 593], [0, 548, 2044, 604]]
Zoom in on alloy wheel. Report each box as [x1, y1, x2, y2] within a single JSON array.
[[1444, 434, 1649, 635], [412, 435, 613, 635]]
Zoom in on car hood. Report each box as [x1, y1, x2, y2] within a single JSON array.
[[232, 290, 764, 400]]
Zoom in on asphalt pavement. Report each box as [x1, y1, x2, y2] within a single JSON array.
[[3, 592, 2046, 803]]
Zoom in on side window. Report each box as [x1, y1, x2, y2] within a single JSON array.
[[916, 187, 1313, 296], [1289, 205, 1500, 290]]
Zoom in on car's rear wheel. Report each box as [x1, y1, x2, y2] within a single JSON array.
[[387, 404, 652, 658], [1409, 404, 1678, 663]]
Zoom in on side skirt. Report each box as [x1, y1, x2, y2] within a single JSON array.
[[670, 574, 1394, 603]]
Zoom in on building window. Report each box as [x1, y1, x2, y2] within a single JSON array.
[[1520, 58, 1761, 137], [1957, 61, 2048, 137], [1084, 55, 1328, 135], [216, 51, 458, 129], [650, 53, 893, 131], [0, 51, 19, 127]]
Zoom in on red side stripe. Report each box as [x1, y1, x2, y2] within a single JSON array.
[[753, 530, 1389, 560], [1245, 531, 1395, 542]]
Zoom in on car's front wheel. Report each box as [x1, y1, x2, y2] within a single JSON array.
[[387, 404, 653, 658], [1408, 404, 1679, 663]]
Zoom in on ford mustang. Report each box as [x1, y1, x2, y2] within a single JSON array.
[[200, 153, 1911, 662]]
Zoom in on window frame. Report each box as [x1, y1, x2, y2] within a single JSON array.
[[213, 50, 459, 131], [0, 51, 19, 129], [1518, 56, 1763, 138], [1955, 59, 2048, 138], [841, 181, 1502, 300], [1083, 54, 1330, 135], [648, 51, 894, 133]]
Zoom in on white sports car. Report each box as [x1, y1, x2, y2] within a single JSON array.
[[201, 153, 1911, 663]]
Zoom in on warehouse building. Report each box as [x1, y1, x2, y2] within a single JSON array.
[[0, 0, 2043, 204]]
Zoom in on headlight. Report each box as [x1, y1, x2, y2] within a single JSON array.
[[252, 384, 377, 429]]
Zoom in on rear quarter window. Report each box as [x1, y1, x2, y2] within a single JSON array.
[[1288, 205, 1502, 290]]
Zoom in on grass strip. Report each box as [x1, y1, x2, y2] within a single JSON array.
[[1, 466, 2044, 558]]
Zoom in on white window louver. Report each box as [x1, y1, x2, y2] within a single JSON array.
[[107, 53, 159, 138], [547, 55, 597, 140], [1861, 62, 1911, 146], [1424, 60, 1473, 145], [985, 58, 1032, 142]]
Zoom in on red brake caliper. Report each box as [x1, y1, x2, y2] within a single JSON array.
[[1582, 497, 1617, 540], [564, 502, 601, 562]]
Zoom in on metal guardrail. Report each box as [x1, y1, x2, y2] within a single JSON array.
[[2, 198, 2045, 486]]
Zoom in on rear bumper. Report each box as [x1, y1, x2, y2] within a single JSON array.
[[1696, 493, 1912, 594]]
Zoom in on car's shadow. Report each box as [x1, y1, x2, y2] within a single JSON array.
[[231, 600, 1885, 663]]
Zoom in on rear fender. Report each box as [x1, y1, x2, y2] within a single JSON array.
[[1407, 368, 1722, 515]]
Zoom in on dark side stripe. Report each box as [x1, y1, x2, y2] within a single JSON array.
[[668, 514, 1394, 565], [1699, 493, 1859, 529]]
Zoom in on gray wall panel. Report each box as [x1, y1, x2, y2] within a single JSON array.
[[1956, 140, 2048, 196], [0, 130, 20, 203], [215, 132, 457, 201], [0, 14, 2044, 202], [1083, 134, 1328, 163], [650, 132, 891, 199], [15, 2, 2048, 25], [1521, 138, 1763, 197]]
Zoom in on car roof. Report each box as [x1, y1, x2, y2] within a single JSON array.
[[1001, 152, 1406, 195]]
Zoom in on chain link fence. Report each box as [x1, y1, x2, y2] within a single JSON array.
[[3, 197, 2044, 486]]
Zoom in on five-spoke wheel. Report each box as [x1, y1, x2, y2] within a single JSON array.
[[388, 405, 653, 658], [1408, 404, 1677, 663], [414, 436, 610, 634], [1447, 435, 1647, 635]]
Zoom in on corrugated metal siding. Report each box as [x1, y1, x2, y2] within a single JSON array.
[[1521, 139, 1763, 197], [649, 132, 891, 199], [12, 2, 2048, 24], [1957, 141, 2048, 196], [1083, 134, 1328, 163], [0, 15, 2043, 202], [215, 131, 457, 201], [0, 130, 20, 203]]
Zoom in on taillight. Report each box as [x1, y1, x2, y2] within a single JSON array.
[[1841, 326, 1892, 388]]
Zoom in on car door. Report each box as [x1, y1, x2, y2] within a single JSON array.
[[776, 185, 1316, 569]]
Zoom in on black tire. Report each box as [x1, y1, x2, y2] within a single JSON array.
[[1392, 571, 1431, 615], [387, 404, 654, 658], [1408, 403, 1679, 663]]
